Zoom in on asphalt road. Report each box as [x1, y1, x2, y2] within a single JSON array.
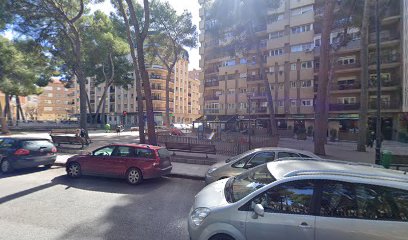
[[0, 167, 204, 240]]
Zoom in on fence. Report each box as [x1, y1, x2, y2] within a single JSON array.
[[157, 134, 278, 156]]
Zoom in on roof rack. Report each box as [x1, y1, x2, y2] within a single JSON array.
[[274, 157, 384, 169], [283, 169, 408, 183]]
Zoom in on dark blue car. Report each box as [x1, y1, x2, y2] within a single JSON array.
[[0, 138, 57, 173]]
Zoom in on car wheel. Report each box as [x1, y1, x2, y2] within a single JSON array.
[[126, 168, 143, 185], [209, 234, 235, 240], [44, 164, 53, 169], [67, 162, 81, 178], [0, 159, 12, 173]]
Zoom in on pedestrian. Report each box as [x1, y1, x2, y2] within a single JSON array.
[[116, 125, 121, 136], [367, 131, 375, 148]]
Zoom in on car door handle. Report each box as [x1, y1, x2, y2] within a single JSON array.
[[299, 222, 312, 228]]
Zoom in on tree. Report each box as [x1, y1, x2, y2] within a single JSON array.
[[149, 2, 198, 127], [82, 11, 132, 125], [314, 0, 337, 155], [115, 0, 157, 145], [357, 0, 372, 152], [207, 0, 281, 144], [112, 0, 146, 143], [9, 0, 103, 133], [0, 37, 47, 130]]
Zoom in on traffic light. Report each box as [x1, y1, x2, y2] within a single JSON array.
[[123, 111, 127, 116]]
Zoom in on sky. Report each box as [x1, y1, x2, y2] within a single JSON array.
[[91, 0, 201, 71]]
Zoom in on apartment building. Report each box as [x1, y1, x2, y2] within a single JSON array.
[[85, 56, 201, 126], [187, 69, 202, 122], [36, 78, 76, 121], [199, 0, 408, 140]]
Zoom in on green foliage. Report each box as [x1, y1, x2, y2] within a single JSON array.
[[0, 37, 45, 96], [82, 11, 132, 88]]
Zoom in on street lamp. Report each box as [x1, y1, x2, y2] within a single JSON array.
[[375, 0, 382, 164]]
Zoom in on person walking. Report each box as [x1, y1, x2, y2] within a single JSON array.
[[116, 125, 121, 136]]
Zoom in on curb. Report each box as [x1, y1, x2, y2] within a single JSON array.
[[53, 162, 205, 181]]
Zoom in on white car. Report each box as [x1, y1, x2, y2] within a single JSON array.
[[189, 159, 408, 240]]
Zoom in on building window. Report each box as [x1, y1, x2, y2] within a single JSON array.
[[269, 66, 275, 73], [301, 61, 314, 69], [44, 107, 53, 111], [291, 63, 297, 71], [338, 56, 356, 65], [240, 88, 247, 93], [278, 100, 284, 107], [47, 93, 53, 97], [291, 5, 313, 16], [270, 48, 283, 56], [290, 81, 297, 88], [239, 102, 247, 109], [301, 99, 313, 106], [269, 30, 285, 39], [268, 13, 284, 23], [337, 97, 356, 104], [291, 42, 313, 52], [228, 89, 235, 95], [291, 99, 297, 107], [278, 83, 284, 90], [291, 24, 313, 34], [300, 80, 313, 88]]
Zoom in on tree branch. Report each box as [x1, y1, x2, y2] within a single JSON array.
[[141, 0, 150, 40], [70, 0, 84, 23]]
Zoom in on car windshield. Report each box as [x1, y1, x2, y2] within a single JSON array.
[[225, 164, 276, 203], [158, 148, 171, 158], [0, 139, 16, 148]]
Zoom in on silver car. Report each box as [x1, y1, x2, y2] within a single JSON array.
[[205, 148, 320, 184], [189, 159, 408, 240]]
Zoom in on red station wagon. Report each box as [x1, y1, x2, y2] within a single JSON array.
[[66, 144, 172, 184]]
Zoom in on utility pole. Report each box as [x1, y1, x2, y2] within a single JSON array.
[[375, 0, 382, 164]]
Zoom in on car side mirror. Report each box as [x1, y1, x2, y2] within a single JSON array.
[[252, 204, 264, 218]]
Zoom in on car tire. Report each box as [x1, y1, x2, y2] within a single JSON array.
[[0, 159, 12, 173], [126, 168, 143, 185], [44, 164, 53, 169], [209, 234, 235, 240], [66, 162, 81, 178]]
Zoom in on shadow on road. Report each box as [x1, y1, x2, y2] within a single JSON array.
[[51, 174, 171, 195], [56, 177, 204, 240], [0, 166, 52, 179]]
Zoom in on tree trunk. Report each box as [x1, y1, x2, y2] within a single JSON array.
[[101, 96, 106, 125], [4, 94, 12, 126], [116, 0, 146, 143], [18, 100, 25, 121], [314, 0, 336, 155], [16, 96, 20, 125], [357, 0, 371, 152], [73, 37, 88, 132], [126, 0, 157, 145], [0, 101, 9, 134], [93, 83, 110, 125], [165, 70, 171, 127], [256, 40, 278, 143]]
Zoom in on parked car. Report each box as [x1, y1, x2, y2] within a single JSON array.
[[65, 143, 172, 184], [205, 148, 320, 184], [189, 159, 408, 240], [0, 137, 57, 173]]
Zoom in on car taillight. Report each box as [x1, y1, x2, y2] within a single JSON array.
[[14, 149, 30, 156], [51, 147, 57, 153]]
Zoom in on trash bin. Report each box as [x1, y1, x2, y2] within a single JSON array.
[[381, 150, 392, 169]]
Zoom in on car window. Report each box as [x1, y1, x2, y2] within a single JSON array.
[[299, 153, 313, 158], [355, 184, 405, 221], [277, 152, 301, 159], [232, 153, 255, 168], [21, 140, 54, 150], [93, 146, 115, 156], [135, 148, 155, 159], [158, 148, 171, 158], [245, 152, 275, 168], [320, 181, 358, 218], [0, 139, 16, 148], [388, 188, 408, 221], [112, 146, 134, 157], [252, 180, 316, 215]]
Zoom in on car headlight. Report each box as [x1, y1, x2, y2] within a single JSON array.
[[190, 207, 211, 226], [207, 167, 217, 174]]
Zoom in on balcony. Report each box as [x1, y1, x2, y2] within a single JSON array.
[[369, 32, 400, 44], [255, 107, 268, 113], [150, 74, 165, 80], [204, 81, 219, 87], [204, 109, 220, 114], [329, 103, 360, 111], [204, 95, 219, 101], [204, 68, 218, 74], [332, 83, 361, 91], [369, 53, 400, 65], [247, 75, 263, 82], [368, 100, 399, 110]]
